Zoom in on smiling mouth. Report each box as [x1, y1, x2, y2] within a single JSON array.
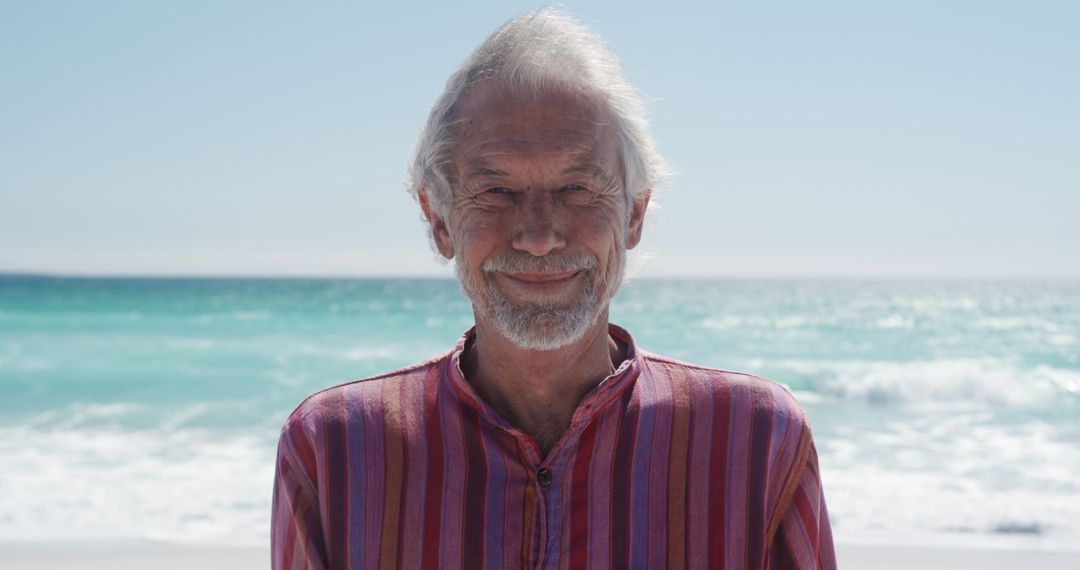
[[501, 270, 582, 284]]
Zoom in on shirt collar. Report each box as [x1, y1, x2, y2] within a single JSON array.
[[443, 323, 643, 427]]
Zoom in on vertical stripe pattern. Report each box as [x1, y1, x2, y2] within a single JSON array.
[[271, 325, 837, 569]]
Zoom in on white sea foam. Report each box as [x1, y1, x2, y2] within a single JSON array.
[[1038, 364, 1080, 395], [779, 358, 1080, 408], [268, 343, 406, 365], [159, 403, 214, 431], [0, 425, 275, 545], [47, 402, 146, 429], [901, 297, 980, 312], [1047, 333, 1077, 347], [700, 315, 747, 330], [970, 316, 1060, 331], [701, 314, 833, 330], [818, 415, 1080, 550], [3, 411, 1076, 549], [875, 314, 915, 329]]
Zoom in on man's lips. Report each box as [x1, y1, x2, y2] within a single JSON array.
[[501, 270, 582, 284]]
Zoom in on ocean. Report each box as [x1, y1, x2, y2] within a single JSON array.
[[1, 276, 1078, 550]]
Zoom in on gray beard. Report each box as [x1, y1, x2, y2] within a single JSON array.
[[456, 251, 622, 351]]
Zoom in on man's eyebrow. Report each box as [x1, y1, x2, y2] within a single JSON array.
[[562, 163, 608, 177], [462, 160, 609, 178], [464, 161, 509, 178]]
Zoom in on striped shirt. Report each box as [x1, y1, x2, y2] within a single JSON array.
[[272, 325, 835, 569]]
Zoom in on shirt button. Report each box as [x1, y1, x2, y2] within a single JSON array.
[[537, 468, 552, 487]]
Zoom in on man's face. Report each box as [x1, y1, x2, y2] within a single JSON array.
[[424, 84, 649, 350]]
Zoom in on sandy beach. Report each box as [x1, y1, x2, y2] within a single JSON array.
[[0, 541, 265, 570], [2, 541, 1079, 569], [837, 543, 1080, 569]]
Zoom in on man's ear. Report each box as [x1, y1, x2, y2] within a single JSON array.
[[419, 190, 455, 259], [626, 189, 651, 250]]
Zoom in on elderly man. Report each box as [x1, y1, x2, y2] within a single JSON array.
[[272, 9, 834, 570]]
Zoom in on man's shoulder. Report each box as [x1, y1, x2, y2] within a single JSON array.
[[637, 351, 818, 484], [638, 351, 808, 419], [283, 351, 448, 428]]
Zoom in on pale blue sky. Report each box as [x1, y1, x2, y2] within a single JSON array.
[[2, 1, 1077, 278]]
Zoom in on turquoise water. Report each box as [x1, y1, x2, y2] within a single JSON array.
[[1, 276, 1078, 548]]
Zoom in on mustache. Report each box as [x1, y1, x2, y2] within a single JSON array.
[[481, 252, 598, 274]]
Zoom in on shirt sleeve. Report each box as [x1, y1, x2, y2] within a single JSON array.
[[768, 439, 837, 570], [271, 417, 329, 570]]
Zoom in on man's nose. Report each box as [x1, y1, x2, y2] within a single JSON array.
[[511, 191, 567, 257]]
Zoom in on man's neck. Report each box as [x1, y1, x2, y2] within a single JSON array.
[[461, 311, 624, 457]]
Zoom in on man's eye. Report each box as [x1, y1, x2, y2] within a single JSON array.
[[486, 187, 511, 194], [561, 184, 586, 191]]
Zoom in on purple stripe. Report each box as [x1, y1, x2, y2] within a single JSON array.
[[685, 370, 715, 568], [306, 402, 330, 547], [766, 383, 792, 472], [344, 383, 369, 570], [725, 380, 752, 569], [540, 454, 567, 569], [398, 373, 429, 569], [629, 371, 656, 565], [746, 383, 774, 569], [645, 367, 673, 569], [438, 390, 467, 569], [480, 424, 509, 570], [361, 382, 387, 570], [587, 410, 619, 569], [498, 438, 528, 570]]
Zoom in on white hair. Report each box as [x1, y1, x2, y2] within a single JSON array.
[[406, 7, 668, 220]]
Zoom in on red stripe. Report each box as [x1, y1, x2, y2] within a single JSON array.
[[324, 392, 349, 567], [707, 380, 732, 566], [794, 484, 818, 549], [286, 419, 318, 477], [520, 441, 538, 569], [666, 368, 691, 570], [276, 462, 297, 566], [609, 387, 638, 568], [569, 418, 599, 568]]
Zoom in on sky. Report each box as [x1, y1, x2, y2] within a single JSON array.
[[2, 1, 1077, 278]]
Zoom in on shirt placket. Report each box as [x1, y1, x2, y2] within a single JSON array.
[[511, 407, 607, 570], [509, 431, 554, 570], [445, 327, 641, 569]]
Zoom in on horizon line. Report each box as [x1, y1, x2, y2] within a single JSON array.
[[2, 271, 1079, 283]]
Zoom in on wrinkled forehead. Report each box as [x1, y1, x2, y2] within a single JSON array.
[[448, 82, 619, 169]]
